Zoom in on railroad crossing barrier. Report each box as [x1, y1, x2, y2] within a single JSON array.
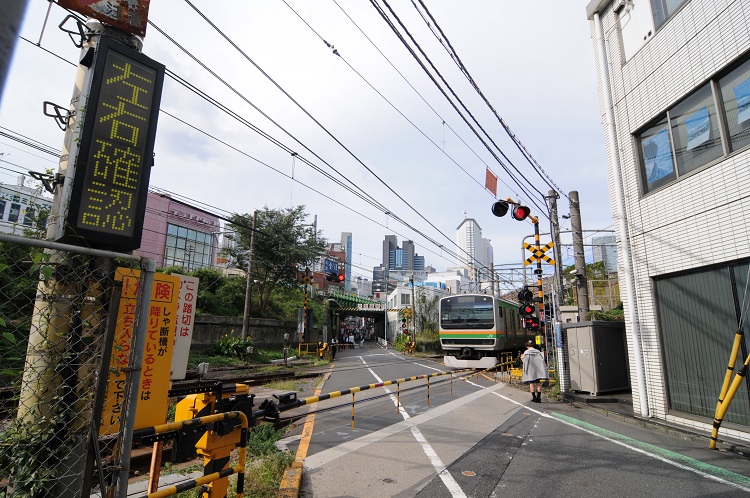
[[133, 411, 248, 498], [283, 368, 477, 428]]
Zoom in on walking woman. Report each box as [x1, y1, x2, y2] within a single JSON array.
[[522, 340, 547, 403]]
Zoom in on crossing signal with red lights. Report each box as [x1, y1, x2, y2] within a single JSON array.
[[518, 286, 535, 317], [491, 200, 530, 221], [519, 303, 535, 317], [511, 205, 530, 221]]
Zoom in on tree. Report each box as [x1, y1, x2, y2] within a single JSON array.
[[414, 288, 439, 338], [223, 206, 326, 315]]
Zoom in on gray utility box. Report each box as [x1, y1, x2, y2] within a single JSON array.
[[564, 321, 630, 396]]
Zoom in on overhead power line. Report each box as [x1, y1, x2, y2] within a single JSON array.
[[174, 0, 501, 280], [10, 8, 509, 282], [369, 0, 548, 217], [410, 0, 567, 200]]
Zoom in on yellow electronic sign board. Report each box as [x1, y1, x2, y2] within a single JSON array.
[[64, 35, 164, 250]]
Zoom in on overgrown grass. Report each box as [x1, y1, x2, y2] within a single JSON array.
[[170, 423, 294, 497], [187, 350, 240, 368], [265, 375, 322, 392]]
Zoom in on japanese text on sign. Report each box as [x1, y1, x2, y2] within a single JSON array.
[[65, 36, 164, 250], [100, 268, 179, 436]]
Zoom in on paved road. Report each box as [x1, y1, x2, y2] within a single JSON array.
[[279, 346, 750, 497]]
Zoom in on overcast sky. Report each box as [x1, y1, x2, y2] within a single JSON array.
[[0, 1, 611, 290]]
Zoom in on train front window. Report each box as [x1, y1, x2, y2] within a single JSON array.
[[440, 296, 494, 329]]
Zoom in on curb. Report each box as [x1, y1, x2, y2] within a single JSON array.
[[560, 396, 750, 459]]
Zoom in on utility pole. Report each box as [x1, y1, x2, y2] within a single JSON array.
[[490, 262, 496, 296], [384, 265, 389, 345], [570, 191, 590, 318], [241, 210, 257, 340], [547, 191, 565, 319], [410, 273, 416, 342]]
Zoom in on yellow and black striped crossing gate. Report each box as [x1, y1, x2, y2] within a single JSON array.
[[523, 242, 555, 266]]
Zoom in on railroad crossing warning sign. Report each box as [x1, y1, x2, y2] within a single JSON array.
[[523, 242, 555, 266]]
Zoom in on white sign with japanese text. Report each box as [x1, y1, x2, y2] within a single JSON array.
[[170, 275, 199, 380]]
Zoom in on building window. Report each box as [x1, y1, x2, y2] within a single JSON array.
[[8, 203, 20, 223], [640, 117, 676, 192], [670, 84, 723, 176], [638, 54, 750, 194], [163, 223, 213, 270], [719, 58, 750, 153], [0, 200, 5, 219], [22, 207, 34, 226], [401, 294, 410, 306], [650, 0, 690, 30]]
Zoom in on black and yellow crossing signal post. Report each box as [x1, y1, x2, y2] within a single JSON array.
[[492, 198, 555, 351]]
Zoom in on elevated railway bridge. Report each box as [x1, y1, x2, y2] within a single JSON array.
[[326, 290, 408, 343]]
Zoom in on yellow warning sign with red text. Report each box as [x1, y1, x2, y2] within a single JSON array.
[[100, 268, 180, 436]]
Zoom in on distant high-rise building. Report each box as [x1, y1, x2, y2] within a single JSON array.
[[592, 235, 617, 273], [456, 217, 493, 281], [377, 235, 425, 282], [341, 232, 352, 291]]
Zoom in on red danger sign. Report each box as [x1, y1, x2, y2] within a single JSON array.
[[58, 0, 151, 37]]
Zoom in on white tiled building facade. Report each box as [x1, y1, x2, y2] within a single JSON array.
[[588, 0, 750, 441]]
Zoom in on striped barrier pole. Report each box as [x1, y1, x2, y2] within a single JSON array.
[[293, 368, 477, 408], [710, 353, 750, 449], [711, 329, 743, 449]]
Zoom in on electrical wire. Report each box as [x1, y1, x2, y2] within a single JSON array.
[[284, 0, 515, 198], [411, 0, 567, 199], [11, 8, 535, 286], [370, 0, 549, 217], [161, 4, 502, 280]]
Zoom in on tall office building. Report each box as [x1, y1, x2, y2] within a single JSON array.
[[376, 235, 425, 283], [456, 218, 493, 281]]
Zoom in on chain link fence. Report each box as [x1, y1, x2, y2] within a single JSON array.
[[0, 232, 152, 498]]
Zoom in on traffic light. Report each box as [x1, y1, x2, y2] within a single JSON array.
[[519, 303, 535, 317], [491, 200, 509, 217], [518, 286, 534, 317], [517, 288, 533, 303], [511, 205, 530, 221], [338, 272, 345, 283], [491, 200, 529, 221], [326, 271, 338, 281]]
